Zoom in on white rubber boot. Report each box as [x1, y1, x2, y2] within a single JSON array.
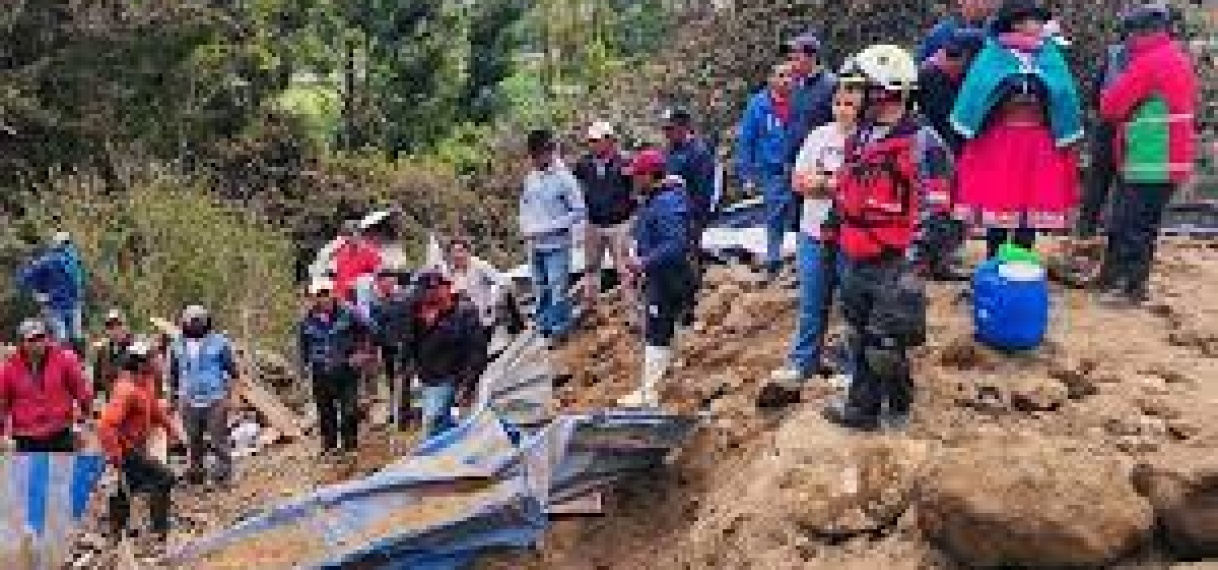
[[617, 345, 672, 407]]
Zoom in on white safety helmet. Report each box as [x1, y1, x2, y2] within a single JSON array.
[[840, 44, 918, 93]]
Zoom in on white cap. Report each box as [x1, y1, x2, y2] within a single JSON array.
[[181, 304, 209, 323], [587, 121, 616, 141], [18, 319, 47, 340], [127, 336, 155, 358], [51, 231, 71, 245], [104, 309, 125, 324], [308, 278, 335, 296]]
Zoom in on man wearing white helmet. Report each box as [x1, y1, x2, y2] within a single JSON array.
[[573, 120, 637, 316], [823, 45, 954, 431]]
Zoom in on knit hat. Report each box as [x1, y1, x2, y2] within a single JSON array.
[[1121, 2, 1173, 33], [785, 31, 823, 56]]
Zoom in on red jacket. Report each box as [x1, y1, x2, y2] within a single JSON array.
[[1100, 33, 1198, 185], [0, 347, 93, 439], [333, 239, 382, 301], [97, 373, 177, 464]]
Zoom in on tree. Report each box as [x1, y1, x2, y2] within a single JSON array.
[[461, 0, 528, 123]]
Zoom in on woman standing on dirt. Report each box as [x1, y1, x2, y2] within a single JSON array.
[[950, 0, 1084, 258]]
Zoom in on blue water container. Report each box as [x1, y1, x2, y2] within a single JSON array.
[[972, 259, 1050, 351]]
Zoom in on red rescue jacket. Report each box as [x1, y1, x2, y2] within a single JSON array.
[[836, 124, 922, 261]]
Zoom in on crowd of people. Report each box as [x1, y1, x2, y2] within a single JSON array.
[[0, 0, 1199, 549]]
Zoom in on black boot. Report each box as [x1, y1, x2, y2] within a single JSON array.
[[822, 399, 880, 431]]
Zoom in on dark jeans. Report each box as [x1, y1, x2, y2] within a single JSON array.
[[109, 453, 174, 537], [840, 257, 925, 418], [311, 366, 360, 452], [1101, 182, 1173, 298], [182, 402, 231, 481], [985, 227, 1038, 259], [644, 258, 696, 347], [14, 428, 77, 452], [1077, 121, 1118, 238]]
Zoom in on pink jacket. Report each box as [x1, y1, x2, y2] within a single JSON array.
[[0, 347, 93, 439], [1100, 33, 1198, 185]]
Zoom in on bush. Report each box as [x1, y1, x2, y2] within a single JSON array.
[[13, 170, 300, 353]]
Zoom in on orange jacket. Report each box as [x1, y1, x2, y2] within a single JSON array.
[[97, 372, 178, 464]]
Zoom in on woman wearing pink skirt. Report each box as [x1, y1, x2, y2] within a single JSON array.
[[950, 0, 1084, 258]]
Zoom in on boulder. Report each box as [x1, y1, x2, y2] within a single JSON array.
[[1132, 454, 1218, 558], [773, 409, 934, 539], [1009, 377, 1069, 412], [918, 438, 1153, 567]]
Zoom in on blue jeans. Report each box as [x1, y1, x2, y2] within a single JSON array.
[[760, 171, 794, 267], [420, 383, 458, 439], [46, 305, 83, 343], [530, 247, 573, 337], [788, 234, 845, 375]]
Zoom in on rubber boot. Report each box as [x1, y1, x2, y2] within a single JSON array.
[[617, 345, 671, 408]]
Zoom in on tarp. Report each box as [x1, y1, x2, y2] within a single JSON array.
[[0, 453, 106, 570], [173, 332, 697, 569]]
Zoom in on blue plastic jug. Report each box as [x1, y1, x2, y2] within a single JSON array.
[[972, 258, 1050, 351]]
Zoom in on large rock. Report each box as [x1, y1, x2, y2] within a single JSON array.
[[918, 438, 1153, 567], [1009, 376, 1069, 412], [1132, 454, 1218, 558], [773, 410, 933, 539]]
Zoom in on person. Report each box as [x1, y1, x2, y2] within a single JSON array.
[[97, 337, 183, 545], [572, 121, 637, 314], [823, 45, 953, 431], [1096, 3, 1198, 305], [309, 220, 358, 281], [618, 150, 696, 408], [787, 32, 839, 156], [662, 107, 717, 234], [298, 278, 372, 459], [168, 305, 238, 485], [951, 0, 1084, 259], [92, 309, 133, 403], [917, 0, 998, 64], [917, 27, 987, 155], [769, 83, 864, 386], [333, 221, 382, 306], [519, 128, 587, 343], [369, 269, 414, 431], [441, 236, 510, 336], [18, 232, 87, 355], [737, 62, 802, 281], [400, 271, 487, 438], [0, 319, 93, 452], [786, 31, 839, 237], [1076, 41, 1129, 241]]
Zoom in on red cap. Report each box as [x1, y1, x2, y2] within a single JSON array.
[[627, 149, 666, 177]]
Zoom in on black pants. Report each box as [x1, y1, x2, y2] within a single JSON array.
[[644, 259, 696, 347], [311, 367, 360, 452], [14, 428, 77, 452], [1077, 121, 1118, 238], [985, 227, 1038, 259], [840, 257, 925, 418], [109, 454, 174, 537], [1101, 182, 1173, 298]]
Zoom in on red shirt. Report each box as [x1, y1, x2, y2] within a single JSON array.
[[334, 240, 382, 301], [0, 347, 93, 439]]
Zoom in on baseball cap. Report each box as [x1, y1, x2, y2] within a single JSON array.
[[18, 319, 47, 341], [626, 149, 667, 177], [51, 231, 71, 245], [181, 304, 209, 323], [586, 121, 616, 141], [126, 336, 155, 359], [785, 31, 822, 56], [104, 309, 125, 325], [308, 278, 335, 296], [415, 270, 451, 291]]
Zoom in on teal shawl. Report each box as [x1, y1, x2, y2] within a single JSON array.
[[950, 37, 1084, 147]]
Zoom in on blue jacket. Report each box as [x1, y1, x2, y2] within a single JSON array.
[[17, 246, 83, 311], [298, 304, 371, 375], [170, 333, 238, 408], [666, 137, 716, 220], [788, 71, 838, 163], [737, 90, 798, 181], [633, 184, 692, 273]]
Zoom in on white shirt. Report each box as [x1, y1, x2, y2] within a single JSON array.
[[444, 256, 504, 327], [793, 123, 848, 238]]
